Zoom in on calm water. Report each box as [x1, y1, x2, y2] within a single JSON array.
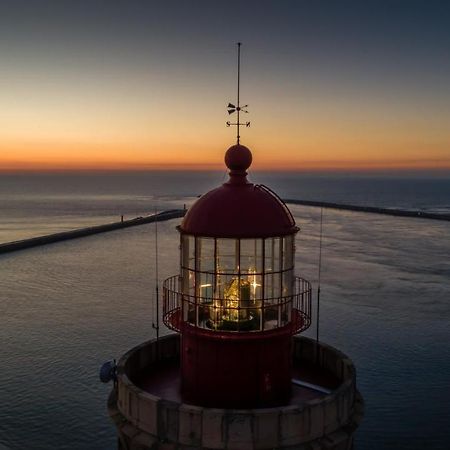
[[1, 172, 450, 449], [1, 171, 450, 243]]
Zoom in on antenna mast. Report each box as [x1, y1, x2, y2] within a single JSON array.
[[227, 42, 250, 143], [316, 207, 323, 361], [152, 207, 160, 341]]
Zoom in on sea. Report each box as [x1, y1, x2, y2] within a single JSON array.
[[0, 171, 449, 449]]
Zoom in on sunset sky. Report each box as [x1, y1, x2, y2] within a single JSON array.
[[1, 0, 449, 171]]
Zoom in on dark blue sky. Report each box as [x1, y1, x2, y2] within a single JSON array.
[[1, 0, 449, 170]]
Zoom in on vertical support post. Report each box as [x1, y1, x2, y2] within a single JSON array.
[[316, 207, 324, 363], [213, 238, 218, 326], [153, 207, 160, 342], [195, 236, 199, 326], [261, 238, 265, 330], [181, 233, 186, 323], [279, 236, 284, 324], [237, 238, 241, 330]]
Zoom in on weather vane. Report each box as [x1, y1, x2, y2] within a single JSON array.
[[226, 42, 250, 144]]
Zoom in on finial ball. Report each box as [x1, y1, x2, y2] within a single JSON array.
[[225, 144, 253, 172]]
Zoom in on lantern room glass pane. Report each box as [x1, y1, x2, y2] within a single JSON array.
[[282, 269, 294, 296], [280, 300, 290, 327], [282, 235, 294, 270], [263, 304, 279, 329], [246, 272, 262, 300], [264, 271, 281, 299], [187, 269, 196, 296], [217, 239, 238, 273], [181, 234, 195, 269], [239, 239, 263, 274], [198, 237, 215, 273], [216, 273, 233, 300], [264, 237, 280, 273], [181, 234, 194, 269], [198, 271, 214, 300]]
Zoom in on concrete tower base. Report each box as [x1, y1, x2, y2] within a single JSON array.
[[108, 335, 364, 450]]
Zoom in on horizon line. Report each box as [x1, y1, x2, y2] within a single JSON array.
[[1, 166, 450, 175]]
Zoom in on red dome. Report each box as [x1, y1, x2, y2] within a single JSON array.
[[180, 145, 298, 238]]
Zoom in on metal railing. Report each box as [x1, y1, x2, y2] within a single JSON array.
[[163, 275, 311, 334]]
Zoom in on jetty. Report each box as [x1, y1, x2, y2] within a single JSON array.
[[0, 209, 186, 255], [1, 200, 449, 255], [285, 199, 450, 221]]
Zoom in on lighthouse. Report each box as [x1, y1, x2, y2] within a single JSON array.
[[163, 142, 312, 409], [105, 45, 363, 450]]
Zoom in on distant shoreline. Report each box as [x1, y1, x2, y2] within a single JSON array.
[[0, 201, 449, 255]]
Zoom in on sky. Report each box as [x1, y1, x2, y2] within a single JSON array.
[[1, 0, 449, 171]]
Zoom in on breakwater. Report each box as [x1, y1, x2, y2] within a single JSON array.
[[1, 200, 449, 256], [285, 199, 450, 221], [0, 209, 186, 255]]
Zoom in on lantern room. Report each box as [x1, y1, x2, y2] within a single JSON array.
[[163, 144, 312, 408], [177, 233, 298, 332]]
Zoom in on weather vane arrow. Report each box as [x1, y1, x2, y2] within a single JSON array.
[[226, 42, 250, 144]]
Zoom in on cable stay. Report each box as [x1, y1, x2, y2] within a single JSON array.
[[152, 205, 160, 342], [315, 207, 324, 363]]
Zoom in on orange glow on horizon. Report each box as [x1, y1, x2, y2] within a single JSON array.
[[3, 82, 450, 173], [2, 114, 449, 172], [1, 147, 449, 173]]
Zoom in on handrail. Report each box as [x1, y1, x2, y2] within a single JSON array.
[[256, 184, 297, 228], [163, 275, 311, 334]]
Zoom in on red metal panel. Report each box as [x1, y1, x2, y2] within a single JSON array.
[[180, 325, 292, 408]]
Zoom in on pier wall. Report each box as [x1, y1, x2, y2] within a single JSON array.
[[0, 210, 186, 255], [2, 198, 447, 256], [285, 199, 450, 221]]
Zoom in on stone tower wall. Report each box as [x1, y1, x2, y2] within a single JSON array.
[[109, 334, 363, 450]]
